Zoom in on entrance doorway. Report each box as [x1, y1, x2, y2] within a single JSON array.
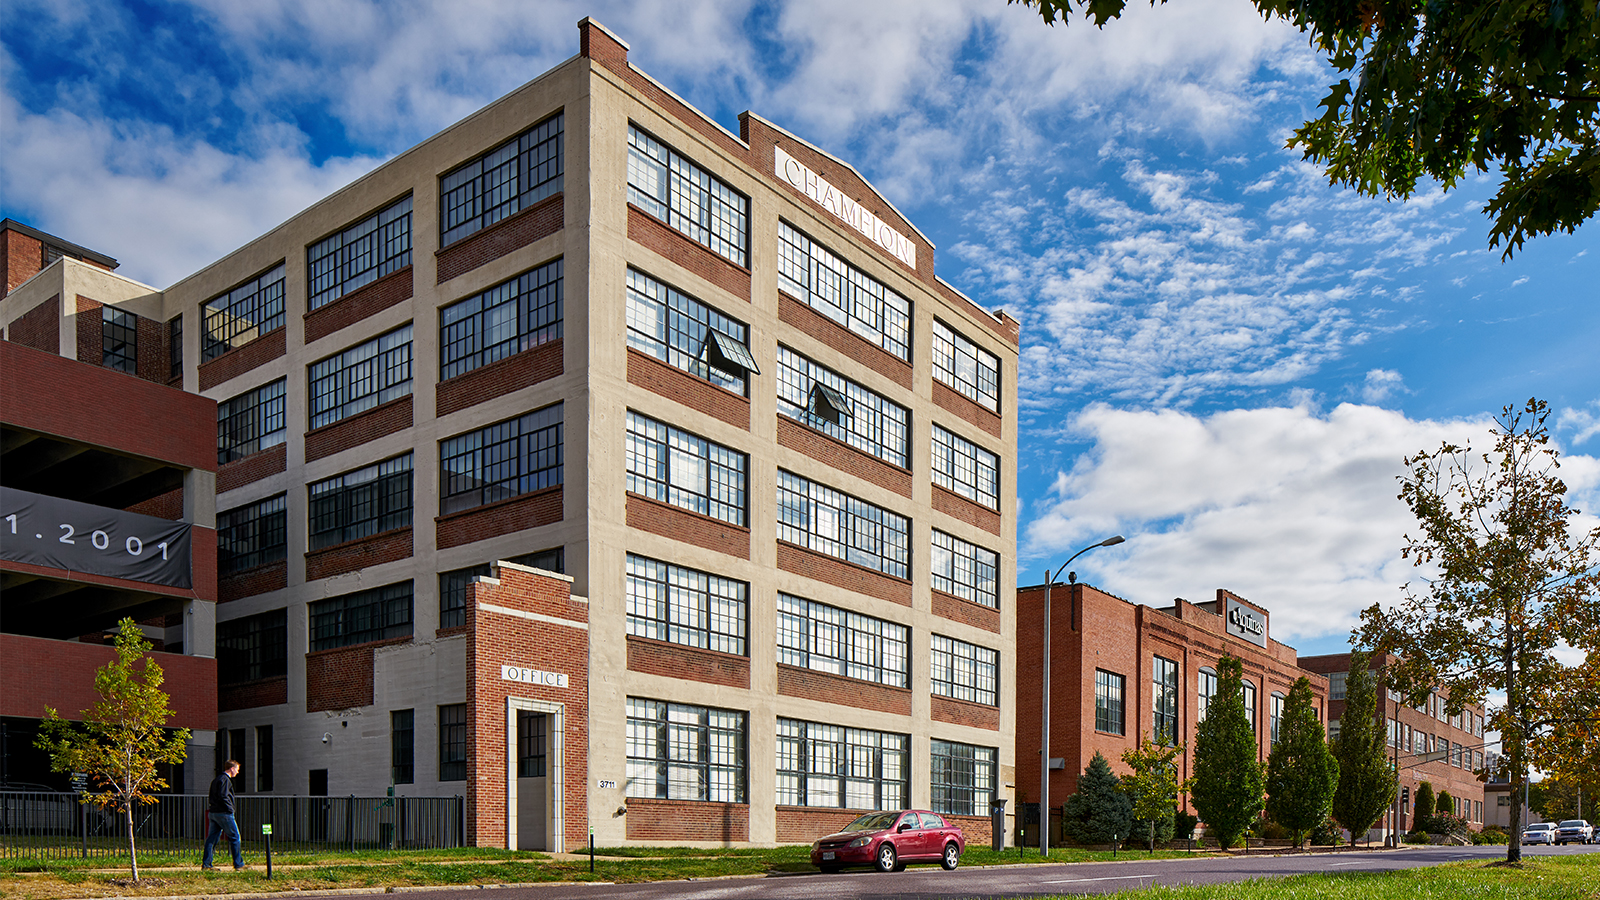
[[506, 698, 563, 851]]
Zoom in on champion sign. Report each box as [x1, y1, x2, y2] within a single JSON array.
[[1224, 598, 1268, 648], [501, 665, 569, 688], [774, 146, 917, 269]]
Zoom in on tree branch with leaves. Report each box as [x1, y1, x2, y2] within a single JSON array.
[[1121, 734, 1194, 853]]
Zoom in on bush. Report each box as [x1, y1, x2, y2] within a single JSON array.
[[1404, 829, 1431, 844], [1309, 815, 1345, 846], [1472, 826, 1510, 845], [1062, 751, 1134, 845], [1174, 811, 1198, 840], [1250, 819, 1291, 841], [1125, 812, 1174, 849]]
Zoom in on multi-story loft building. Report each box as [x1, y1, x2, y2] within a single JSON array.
[[1299, 653, 1488, 835], [1015, 583, 1329, 843], [0, 221, 220, 790], [2, 19, 1021, 849]]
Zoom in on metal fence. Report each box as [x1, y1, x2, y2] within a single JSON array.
[[0, 791, 464, 860]]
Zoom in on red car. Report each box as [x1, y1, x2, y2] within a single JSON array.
[[810, 809, 966, 873]]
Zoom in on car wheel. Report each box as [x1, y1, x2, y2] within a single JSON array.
[[941, 842, 960, 871], [875, 843, 897, 873]]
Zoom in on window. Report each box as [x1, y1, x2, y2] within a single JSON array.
[[102, 306, 136, 373], [1270, 691, 1286, 745], [308, 454, 413, 549], [439, 259, 562, 381], [930, 740, 996, 816], [309, 582, 413, 651], [776, 718, 907, 809], [391, 710, 414, 784], [1198, 666, 1218, 723], [1154, 656, 1179, 745], [627, 125, 748, 266], [777, 221, 911, 360], [228, 729, 246, 790], [931, 530, 999, 608], [308, 195, 413, 309], [438, 704, 467, 781], [931, 320, 999, 412], [307, 324, 413, 429], [1328, 718, 1341, 743], [202, 264, 286, 361], [1242, 679, 1257, 732], [1095, 669, 1125, 734], [1328, 671, 1347, 701], [518, 711, 547, 778], [216, 494, 287, 575], [1452, 741, 1463, 767], [256, 726, 273, 792], [776, 469, 909, 579], [168, 315, 183, 380], [216, 609, 287, 684], [932, 425, 1000, 509], [438, 548, 564, 630], [439, 403, 562, 515], [1475, 750, 1483, 771], [440, 113, 563, 247], [776, 593, 908, 687], [625, 412, 747, 525], [217, 379, 286, 464], [625, 698, 745, 802], [624, 268, 754, 394], [931, 635, 999, 707], [775, 345, 908, 467], [625, 554, 747, 655]]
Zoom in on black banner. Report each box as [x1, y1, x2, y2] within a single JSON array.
[[0, 486, 193, 589]]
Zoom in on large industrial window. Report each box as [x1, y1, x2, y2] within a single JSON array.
[[624, 268, 754, 395], [1095, 669, 1125, 735], [931, 530, 999, 608], [216, 494, 287, 575], [627, 125, 748, 266], [391, 710, 414, 784], [625, 412, 747, 525], [1153, 656, 1179, 745], [1270, 691, 1287, 745], [438, 704, 467, 782], [217, 379, 286, 464], [775, 345, 908, 467], [216, 609, 287, 684], [1242, 679, 1257, 732], [931, 319, 1000, 412], [625, 554, 747, 656], [309, 582, 413, 651], [518, 711, 547, 778], [776, 593, 908, 688], [930, 740, 995, 817], [1328, 671, 1347, 701], [931, 635, 999, 707], [625, 698, 746, 802], [931, 425, 1000, 510], [255, 726, 274, 792], [438, 548, 564, 630], [308, 195, 413, 310], [440, 113, 563, 248], [439, 403, 562, 515], [776, 719, 907, 809], [1198, 666, 1217, 722], [102, 306, 137, 373], [307, 324, 413, 429], [307, 454, 413, 549], [776, 469, 909, 579], [439, 259, 562, 381], [202, 264, 285, 361], [777, 220, 911, 361]]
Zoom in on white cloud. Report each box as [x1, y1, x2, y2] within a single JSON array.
[[1360, 368, 1405, 404], [1559, 401, 1600, 447]]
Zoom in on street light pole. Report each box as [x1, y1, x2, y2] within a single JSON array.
[[1040, 535, 1125, 857]]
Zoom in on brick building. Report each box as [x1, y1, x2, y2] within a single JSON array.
[[1299, 653, 1488, 837], [0, 221, 220, 789], [1016, 582, 1329, 842], [1, 18, 1019, 849]]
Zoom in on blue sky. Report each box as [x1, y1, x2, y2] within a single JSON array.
[[5, 0, 1597, 656]]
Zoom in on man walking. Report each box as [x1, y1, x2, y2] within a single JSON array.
[[203, 759, 246, 870]]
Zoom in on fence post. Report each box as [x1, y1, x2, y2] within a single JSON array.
[[457, 796, 464, 848], [348, 795, 356, 852], [80, 800, 88, 859]]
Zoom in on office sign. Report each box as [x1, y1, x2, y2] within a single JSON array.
[[1225, 597, 1268, 648], [0, 486, 192, 588], [501, 665, 568, 688], [775, 146, 917, 269]]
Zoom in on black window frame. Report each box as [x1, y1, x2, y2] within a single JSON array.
[[439, 403, 563, 515], [775, 345, 909, 468], [168, 314, 183, 380], [624, 697, 746, 802], [216, 493, 287, 576], [625, 554, 747, 656], [626, 124, 749, 267], [102, 305, 137, 373], [1153, 656, 1179, 746], [929, 739, 996, 817], [438, 548, 564, 630], [776, 469, 910, 579], [625, 411, 747, 526], [307, 453, 413, 550], [439, 259, 562, 381], [255, 725, 274, 792], [438, 704, 467, 782], [931, 319, 1001, 413], [201, 263, 286, 362], [216, 608, 288, 684], [775, 718, 908, 810], [931, 424, 1000, 510], [930, 530, 999, 608], [307, 324, 413, 430], [307, 195, 413, 310], [777, 220, 911, 361], [1095, 669, 1125, 735], [517, 710, 547, 778], [930, 634, 999, 707], [624, 268, 754, 395], [309, 581, 413, 651], [775, 592, 908, 688], [440, 113, 563, 248], [391, 709, 415, 785], [217, 378, 287, 464]]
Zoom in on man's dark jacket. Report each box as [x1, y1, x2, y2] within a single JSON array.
[[208, 771, 235, 814]]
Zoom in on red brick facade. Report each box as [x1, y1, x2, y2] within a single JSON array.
[[778, 293, 913, 389], [436, 194, 563, 284], [931, 695, 1000, 731], [436, 340, 563, 417], [304, 395, 413, 463], [198, 327, 286, 391], [219, 676, 289, 711], [932, 590, 1001, 634], [74, 295, 101, 363], [303, 266, 414, 343], [126, 486, 184, 520], [624, 493, 751, 559], [627, 635, 751, 689], [933, 381, 1002, 439], [776, 416, 912, 497], [0, 633, 217, 730], [933, 485, 1002, 536], [217, 443, 287, 493], [304, 636, 412, 712], [219, 560, 288, 603], [627, 206, 751, 301], [776, 664, 910, 716], [626, 798, 748, 843], [626, 348, 751, 430], [304, 527, 413, 581], [776, 541, 913, 606], [6, 294, 59, 351], [436, 486, 563, 550]]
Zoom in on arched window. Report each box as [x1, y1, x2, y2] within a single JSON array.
[[1242, 679, 1257, 732], [1270, 691, 1286, 744], [1198, 666, 1218, 722]]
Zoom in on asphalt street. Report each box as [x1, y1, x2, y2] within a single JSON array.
[[393, 842, 1599, 900]]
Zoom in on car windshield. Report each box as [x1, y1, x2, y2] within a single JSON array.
[[1526, 824, 1554, 830], [843, 812, 901, 832], [1558, 821, 1586, 828]]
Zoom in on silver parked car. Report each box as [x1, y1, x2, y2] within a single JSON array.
[[1523, 822, 1557, 845]]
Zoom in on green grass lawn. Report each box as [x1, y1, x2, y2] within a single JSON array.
[[1078, 854, 1597, 899]]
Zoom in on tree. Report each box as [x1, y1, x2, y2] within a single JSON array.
[[1413, 782, 1436, 833], [1359, 399, 1600, 862], [1061, 751, 1134, 846], [1010, 1, 1600, 259], [1330, 651, 1397, 845], [34, 619, 190, 882], [1537, 774, 1600, 822], [1191, 655, 1266, 850], [1120, 733, 1194, 853], [1436, 789, 1456, 821], [1265, 677, 1341, 849]]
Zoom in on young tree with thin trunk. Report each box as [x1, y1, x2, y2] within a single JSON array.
[[1359, 399, 1600, 863], [1330, 651, 1396, 845], [35, 619, 190, 882], [1120, 734, 1193, 854], [1265, 677, 1340, 849], [1191, 655, 1265, 850]]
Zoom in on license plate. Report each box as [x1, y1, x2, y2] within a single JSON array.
[[822, 852, 835, 860]]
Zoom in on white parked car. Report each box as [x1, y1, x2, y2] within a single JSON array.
[[1555, 820, 1594, 845], [1523, 822, 1557, 845]]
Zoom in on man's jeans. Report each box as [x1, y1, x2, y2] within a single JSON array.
[[203, 812, 243, 868]]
